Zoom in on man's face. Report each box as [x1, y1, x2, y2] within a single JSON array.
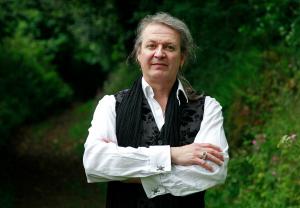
[[137, 23, 185, 84]]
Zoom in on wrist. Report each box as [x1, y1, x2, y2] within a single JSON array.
[[171, 147, 179, 164]]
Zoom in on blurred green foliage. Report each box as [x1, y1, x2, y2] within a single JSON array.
[[0, 0, 125, 144], [0, 36, 72, 144], [0, 0, 127, 99], [206, 48, 300, 207], [1, 0, 300, 207]]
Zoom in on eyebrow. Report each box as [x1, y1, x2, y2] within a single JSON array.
[[144, 40, 177, 45]]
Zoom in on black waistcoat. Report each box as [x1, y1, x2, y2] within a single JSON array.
[[106, 90, 206, 208]]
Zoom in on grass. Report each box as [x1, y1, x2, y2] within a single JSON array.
[[15, 99, 97, 160]]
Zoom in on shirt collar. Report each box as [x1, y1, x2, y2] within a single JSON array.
[[141, 77, 189, 104]]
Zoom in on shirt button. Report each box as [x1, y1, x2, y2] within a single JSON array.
[[157, 140, 163, 145]]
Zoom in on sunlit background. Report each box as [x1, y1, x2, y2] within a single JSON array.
[[1, 0, 300, 207]]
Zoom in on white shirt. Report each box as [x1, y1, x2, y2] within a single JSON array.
[[83, 78, 229, 198]]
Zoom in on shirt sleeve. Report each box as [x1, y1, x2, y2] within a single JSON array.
[[140, 96, 229, 198], [83, 95, 172, 183]]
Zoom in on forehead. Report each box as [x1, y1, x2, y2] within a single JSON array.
[[141, 23, 181, 44]]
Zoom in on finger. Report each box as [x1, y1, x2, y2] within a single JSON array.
[[197, 143, 223, 152], [195, 159, 213, 172], [207, 149, 225, 161], [199, 148, 224, 161], [206, 153, 223, 166]]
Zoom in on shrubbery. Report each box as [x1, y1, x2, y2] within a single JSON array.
[[0, 36, 72, 145], [103, 62, 141, 94], [206, 48, 300, 207]]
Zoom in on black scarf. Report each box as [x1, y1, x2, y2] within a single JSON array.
[[116, 77, 181, 148]]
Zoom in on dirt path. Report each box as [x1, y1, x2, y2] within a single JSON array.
[[9, 154, 107, 208], [1, 100, 108, 207]]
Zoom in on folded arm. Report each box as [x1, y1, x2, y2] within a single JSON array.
[[83, 95, 229, 198], [141, 96, 229, 198], [83, 95, 172, 182]]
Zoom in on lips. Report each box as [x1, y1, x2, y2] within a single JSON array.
[[151, 63, 168, 66]]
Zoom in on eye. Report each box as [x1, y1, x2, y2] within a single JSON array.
[[146, 43, 156, 49], [165, 45, 176, 51]]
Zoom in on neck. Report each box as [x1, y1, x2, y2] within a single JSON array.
[[144, 77, 177, 111]]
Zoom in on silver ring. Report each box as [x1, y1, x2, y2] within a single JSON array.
[[199, 151, 207, 160]]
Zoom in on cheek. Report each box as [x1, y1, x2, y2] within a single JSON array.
[[141, 52, 153, 63], [137, 48, 144, 63]]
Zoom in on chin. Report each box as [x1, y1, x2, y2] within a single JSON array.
[[150, 73, 174, 82]]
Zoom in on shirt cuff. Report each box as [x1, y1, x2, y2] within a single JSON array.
[[141, 174, 168, 198], [141, 145, 171, 198], [148, 145, 171, 173]]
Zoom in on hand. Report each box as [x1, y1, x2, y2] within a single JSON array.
[[171, 143, 224, 172]]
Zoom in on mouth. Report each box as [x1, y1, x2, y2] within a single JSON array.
[[151, 63, 168, 66]]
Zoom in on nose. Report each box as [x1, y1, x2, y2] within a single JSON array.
[[154, 46, 165, 59]]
